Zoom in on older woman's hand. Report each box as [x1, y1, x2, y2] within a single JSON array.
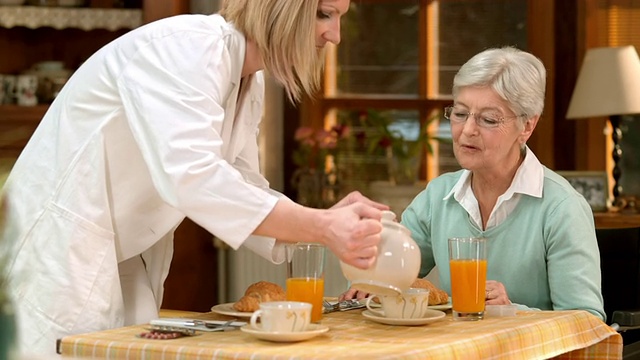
[[485, 280, 511, 305], [338, 287, 370, 302]]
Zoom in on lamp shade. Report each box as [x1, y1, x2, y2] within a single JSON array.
[[566, 46, 640, 119]]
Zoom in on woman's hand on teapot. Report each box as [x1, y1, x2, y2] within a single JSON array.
[[321, 202, 384, 270], [485, 280, 511, 305], [339, 287, 370, 302]]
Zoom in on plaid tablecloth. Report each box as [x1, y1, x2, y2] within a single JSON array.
[[60, 309, 622, 359]]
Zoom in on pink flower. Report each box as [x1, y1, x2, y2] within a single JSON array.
[[294, 127, 315, 142]]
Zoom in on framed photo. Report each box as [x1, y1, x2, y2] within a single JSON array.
[[556, 171, 609, 212]]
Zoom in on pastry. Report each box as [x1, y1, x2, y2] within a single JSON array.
[[411, 278, 450, 305], [233, 281, 286, 312]]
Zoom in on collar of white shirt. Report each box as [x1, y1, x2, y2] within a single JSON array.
[[443, 146, 544, 229]]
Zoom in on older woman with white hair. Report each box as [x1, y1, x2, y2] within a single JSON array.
[[341, 46, 605, 321], [402, 46, 605, 320]]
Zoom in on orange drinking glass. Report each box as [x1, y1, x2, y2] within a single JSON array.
[[285, 277, 325, 323], [448, 237, 488, 321], [285, 243, 326, 323]]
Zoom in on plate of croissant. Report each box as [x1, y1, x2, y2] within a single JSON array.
[[211, 281, 286, 318], [411, 278, 452, 310]]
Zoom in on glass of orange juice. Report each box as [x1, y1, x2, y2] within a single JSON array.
[[448, 237, 487, 321], [285, 243, 325, 323]]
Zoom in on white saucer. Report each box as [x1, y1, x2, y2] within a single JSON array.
[[366, 297, 452, 311], [210, 303, 252, 318], [240, 324, 329, 342], [362, 309, 446, 326], [429, 297, 453, 311]]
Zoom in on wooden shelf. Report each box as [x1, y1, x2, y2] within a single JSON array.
[[0, 5, 142, 31], [0, 105, 45, 156], [594, 211, 640, 230], [0, 104, 47, 122]]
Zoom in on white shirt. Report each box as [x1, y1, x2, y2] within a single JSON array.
[[444, 146, 545, 229], [2, 14, 282, 355]]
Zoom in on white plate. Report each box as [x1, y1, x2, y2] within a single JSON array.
[[429, 297, 453, 311], [210, 303, 252, 318], [362, 309, 446, 326], [240, 324, 329, 342]]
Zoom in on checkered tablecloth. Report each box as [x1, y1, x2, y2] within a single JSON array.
[[60, 309, 622, 359]]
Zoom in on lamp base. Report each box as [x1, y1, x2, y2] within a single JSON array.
[[609, 115, 624, 206]]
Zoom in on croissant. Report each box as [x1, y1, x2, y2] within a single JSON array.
[[232, 281, 286, 312], [411, 278, 450, 305]]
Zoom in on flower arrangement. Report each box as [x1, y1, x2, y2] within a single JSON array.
[[354, 109, 442, 185], [292, 125, 351, 174], [291, 125, 351, 208]]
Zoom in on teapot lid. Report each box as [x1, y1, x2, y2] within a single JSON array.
[[381, 210, 396, 222], [380, 210, 411, 236]]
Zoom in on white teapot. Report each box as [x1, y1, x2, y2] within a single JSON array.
[[340, 210, 421, 296]]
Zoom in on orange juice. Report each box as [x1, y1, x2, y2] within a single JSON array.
[[286, 277, 324, 322], [450, 259, 487, 313]]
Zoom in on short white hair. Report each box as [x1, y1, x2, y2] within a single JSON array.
[[452, 46, 546, 120]]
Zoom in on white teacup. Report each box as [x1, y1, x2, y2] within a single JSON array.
[[365, 288, 430, 319], [250, 301, 312, 333]]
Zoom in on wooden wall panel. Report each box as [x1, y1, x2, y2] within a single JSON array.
[[527, 0, 556, 169]]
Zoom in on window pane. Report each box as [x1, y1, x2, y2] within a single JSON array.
[[334, 108, 420, 191], [337, 1, 420, 95], [335, 0, 527, 97], [438, 0, 528, 95]]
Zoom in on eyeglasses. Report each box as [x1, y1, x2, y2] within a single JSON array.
[[444, 106, 523, 129]]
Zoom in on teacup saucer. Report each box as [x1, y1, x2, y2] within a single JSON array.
[[362, 309, 446, 326], [240, 324, 329, 342]]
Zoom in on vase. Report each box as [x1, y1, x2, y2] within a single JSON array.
[[292, 168, 326, 208], [386, 149, 420, 186], [0, 298, 18, 360]]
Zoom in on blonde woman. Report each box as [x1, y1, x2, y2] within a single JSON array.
[[2, 0, 386, 355]]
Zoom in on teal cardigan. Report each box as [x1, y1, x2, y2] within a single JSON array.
[[401, 168, 606, 321]]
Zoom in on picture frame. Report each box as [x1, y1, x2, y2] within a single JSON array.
[[556, 171, 609, 212]]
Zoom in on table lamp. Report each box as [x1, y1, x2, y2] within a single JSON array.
[[566, 46, 640, 206]]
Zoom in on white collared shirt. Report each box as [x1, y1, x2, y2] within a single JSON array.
[[443, 146, 545, 229]]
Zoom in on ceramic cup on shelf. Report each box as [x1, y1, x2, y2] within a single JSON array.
[[27, 61, 72, 103], [16, 74, 38, 106], [2, 75, 17, 104]]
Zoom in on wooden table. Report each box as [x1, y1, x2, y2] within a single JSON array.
[[59, 308, 622, 359]]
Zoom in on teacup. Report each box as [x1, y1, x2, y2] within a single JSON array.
[[250, 301, 311, 332], [365, 288, 430, 319]]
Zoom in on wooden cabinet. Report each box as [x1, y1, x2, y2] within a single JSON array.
[[0, 0, 187, 158], [594, 212, 640, 325]]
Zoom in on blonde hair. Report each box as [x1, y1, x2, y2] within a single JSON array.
[[219, 0, 324, 103]]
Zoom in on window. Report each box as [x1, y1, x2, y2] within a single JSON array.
[[307, 0, 528, 194]]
